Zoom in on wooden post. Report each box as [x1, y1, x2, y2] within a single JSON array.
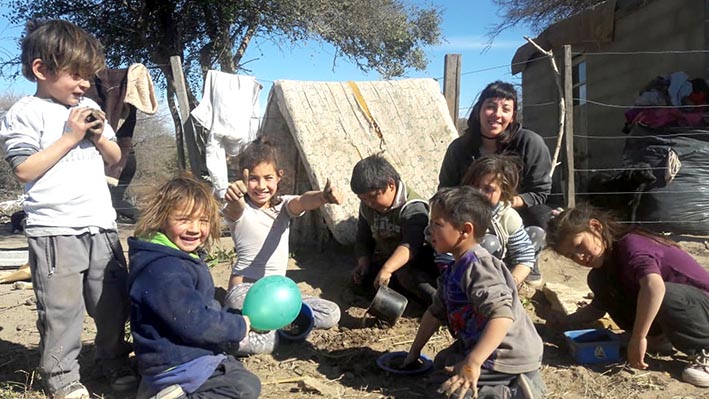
[[170, 56, 202, 174], [563, 45, 576, 208], [705, 0, 709, 77], [443, 54, 461, 125]]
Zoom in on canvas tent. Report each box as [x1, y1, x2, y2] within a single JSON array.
[[258, 78, 458, 247]]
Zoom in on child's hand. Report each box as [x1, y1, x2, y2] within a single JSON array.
[[627, 335, 648, 370], [351, 260, 370, 285], [544, 311, 568, 330], [64, 107, 98, 143], [400, 352, 421, 370], [223, 170, 250, 221], [321, 178, 343, 204], [440, 361, 479, 399], [85, 109, 106, 140], [225, 169, 249, 204], [373, 270, 391, 288]]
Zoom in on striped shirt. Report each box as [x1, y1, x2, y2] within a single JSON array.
[[490, 203, 536, 269]]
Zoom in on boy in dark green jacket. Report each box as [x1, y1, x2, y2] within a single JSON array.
[[350, 154, 437, 305]]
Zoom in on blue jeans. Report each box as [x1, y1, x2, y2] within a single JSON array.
[[189, 355, 261, 399]]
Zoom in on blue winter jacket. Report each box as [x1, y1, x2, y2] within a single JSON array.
[[128, 237, 248, 375]]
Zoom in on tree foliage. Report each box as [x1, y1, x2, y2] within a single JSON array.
[[490, 0, 602, 38], [4, 1, 441, 172], [4, 0, 442, 94], [0, 94, 22, 200], [130, 113, 179, 201]]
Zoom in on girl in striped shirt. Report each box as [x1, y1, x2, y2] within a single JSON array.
[[462, 154, 543, 289]]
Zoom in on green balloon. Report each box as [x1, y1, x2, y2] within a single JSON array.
[[242, 275, 302, 331]]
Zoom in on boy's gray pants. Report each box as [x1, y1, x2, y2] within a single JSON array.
[[28, 230, 132, 394]]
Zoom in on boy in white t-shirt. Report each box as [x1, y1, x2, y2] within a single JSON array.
[[0, 19, 135, 399]]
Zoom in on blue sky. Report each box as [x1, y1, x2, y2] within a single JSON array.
[[0, 1, 532, 118]]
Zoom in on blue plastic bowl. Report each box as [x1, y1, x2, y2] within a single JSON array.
[[376, 351, 433, 375], [277, 302, 314, 342], [564, 328, 620, 364]]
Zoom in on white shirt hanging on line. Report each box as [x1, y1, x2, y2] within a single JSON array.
[[191, 71, 262, 198]]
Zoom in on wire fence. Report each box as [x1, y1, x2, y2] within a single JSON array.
[[2, 47, 709, 232], [516, 47, 709, 230], [92, 47, 709, 232]]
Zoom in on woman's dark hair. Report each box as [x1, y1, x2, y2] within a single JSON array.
[[350, 154, 400, 195], [238, 138, 283, 206], [461, 154, 521, 204], [465, 81, 520, 143], [547, 203, 678, 255]]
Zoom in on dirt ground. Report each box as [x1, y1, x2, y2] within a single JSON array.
[[0, 221, 707, 399]]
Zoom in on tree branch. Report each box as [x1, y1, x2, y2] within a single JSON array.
[[233, 23, 258, 69], [523, 36, 565, 178]]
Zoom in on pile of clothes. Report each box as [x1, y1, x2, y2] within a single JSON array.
[[623, 71, 708, 132]]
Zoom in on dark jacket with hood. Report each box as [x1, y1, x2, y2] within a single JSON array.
[[438, 124, 552, 207], [128, 237, 248, 375]]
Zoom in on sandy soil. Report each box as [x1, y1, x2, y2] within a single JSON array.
[[0, 221, 706, 399]]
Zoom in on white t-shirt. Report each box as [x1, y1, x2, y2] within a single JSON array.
[[229, 195, 304, 280], [0, 96, 117, 231]]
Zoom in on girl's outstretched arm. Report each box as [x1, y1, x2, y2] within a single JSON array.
[[287, 178, 343, 214], [628, 272, 665, 369]]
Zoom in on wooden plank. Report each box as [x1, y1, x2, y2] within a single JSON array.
[[169, 56, 202, 174], [705, 0, 709, 78], [563, 45, 576, 208], [443, 54, 461, 123]]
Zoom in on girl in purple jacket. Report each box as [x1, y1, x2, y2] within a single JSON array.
[[548, 205, 709, 388]]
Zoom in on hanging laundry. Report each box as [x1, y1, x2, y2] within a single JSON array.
[[85, 63, 158, 133], [191, 71, 262, 198], [85, 63, 158, 221]]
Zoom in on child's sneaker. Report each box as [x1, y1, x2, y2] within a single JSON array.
[[682, 349, 709, 387], [150, 384, 186, 399], [52, 381, 89, 399]]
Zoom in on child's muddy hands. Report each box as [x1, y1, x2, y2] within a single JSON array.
[[322, 178, 343, 204], [440, 362, 479, 399], [64, 107, 97, 143], [351, 261, 370, 285], [85, 108, 106, 139], [399, 353, 422, 370], [373, 270, 391, 288], [225, 169, 249, 204], [544, 312, 568, 330]]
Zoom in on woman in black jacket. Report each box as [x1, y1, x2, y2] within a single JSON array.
[[439, 81, 552, 228], [439, 81, 552, 284]]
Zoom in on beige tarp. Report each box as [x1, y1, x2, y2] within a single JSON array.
[[259, 78, 458, 246]]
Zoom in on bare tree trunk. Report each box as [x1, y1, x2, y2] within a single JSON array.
[[233, 23, 258, 68], [162, 66, 186, 171]]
